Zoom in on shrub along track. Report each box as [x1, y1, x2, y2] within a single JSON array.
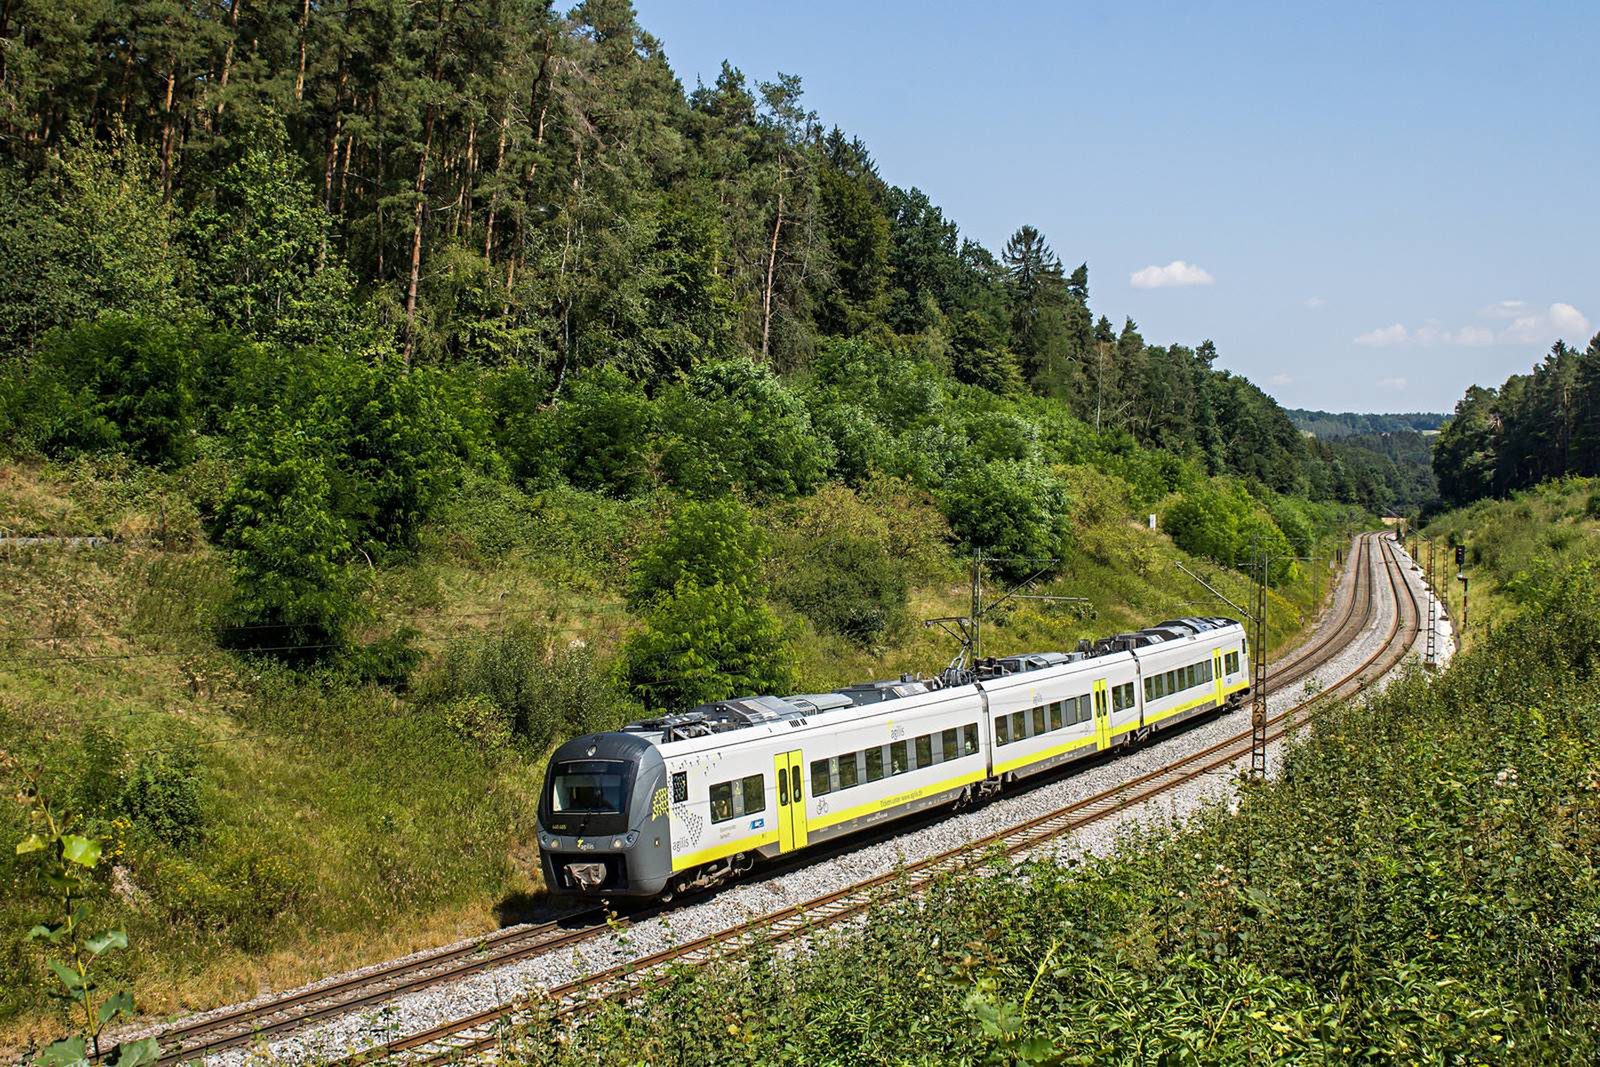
[[328, 534, 1416, 1066], [126, 535, 1385, 1066]]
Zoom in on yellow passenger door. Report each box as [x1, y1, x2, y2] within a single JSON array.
[[1093, 680, 1112, 749], [774, 749, 808, 853], [1212, 649, 1225, 706]]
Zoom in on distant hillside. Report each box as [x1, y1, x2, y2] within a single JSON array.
[[1288, 410, 1447, 439]]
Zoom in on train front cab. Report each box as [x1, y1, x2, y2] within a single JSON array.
[[537, 732, 673, 898]]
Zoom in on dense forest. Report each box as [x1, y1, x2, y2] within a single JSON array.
[[1287, 409, 1445, 438], [0, 1, 1356, 490], [1432, 337, 1600, 507], [1314, 431, 1438, 513], [0, 0, 1398, 671]]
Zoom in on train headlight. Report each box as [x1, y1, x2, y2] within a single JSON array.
[[539, 834, 556, 849], [611, 838, 623, 849]]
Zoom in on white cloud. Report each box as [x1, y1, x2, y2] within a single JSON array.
[[1413, 323, 1449, 346], [1355, 303, 1589, 349], [1129, 260, 1215, 289], [1377, 376, 1408, 390], [1304, 296, 1326, 308], [1478, 299, 1528, 320], [1270, 373, 1294, 386], [1356, 324, 1408, 347], [1551, 302, 1591, 335], [1501, 302, 1591, 345]]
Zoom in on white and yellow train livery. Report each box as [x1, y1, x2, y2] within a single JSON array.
[[538, 616, 1249, 899]]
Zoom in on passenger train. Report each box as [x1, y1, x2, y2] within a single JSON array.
[[538, 616, 1249, 900]]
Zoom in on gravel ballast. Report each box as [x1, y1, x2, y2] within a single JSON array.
[[205, 537, 1450, 1065]]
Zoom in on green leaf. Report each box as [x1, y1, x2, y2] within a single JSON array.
[[106, 1037, 160, 1067], [86, 929, 128, 956], [60, 835, 102, 868], [47, 958, 85, 993], [16, 832, 46, 855], [25, 923, 66, 943], [98, 989, 135, 1025], [35, 1035, 87, 1067]]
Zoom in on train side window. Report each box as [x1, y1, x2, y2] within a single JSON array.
[[964, 723, 979, 754], [866, 746, 885, 781], [915, 734, 933, 769], [839, 752, 860, 789], [742, 774, 765, 815], [710, 782, 734, 823], [1080, 695, 1094, 723], [940, 728, 958, 762], [1010, 711, 1026, 741], [1050, 701, 1064, 731], [671, 771, 688, 804], [1144, 678, 1153, 701], [811, 759, 833, 798], [1032, 706, 1047, 735], [995, 715, 1010, 745], [890, 741, 909, 775]]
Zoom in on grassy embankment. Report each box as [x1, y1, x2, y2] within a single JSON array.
[[511, 557, 1600, 1065], [0, 457, 1352, 1046], [1421, 476, 1600, 649]]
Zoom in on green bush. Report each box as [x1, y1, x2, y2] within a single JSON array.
[[618, 578, 792, 712], [118, 749, 204, 850], [1162, 479, 1295, 584], [417, 619, 628, 754], [216, 420, 362, 656], [938, 461, 1072, 581], [768, 486, 909, 645], [659, 359, 831, 498], [484, 365, 562, 489], [0, 134, 189, 356], [13, 313, 200, 466], [439, 694, 515, 755], [1266, 493, 1315, 556], [807, 399, 889, 487], [629, 496, 765, 609], [330, 359, 483, 555], [552, 367, 656, 497]]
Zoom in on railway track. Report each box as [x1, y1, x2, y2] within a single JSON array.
[[133, 534, 1394, 1065], [333, 534, 1420, 1066]]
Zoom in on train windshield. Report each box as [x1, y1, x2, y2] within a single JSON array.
[[551, 760, 628, 814]]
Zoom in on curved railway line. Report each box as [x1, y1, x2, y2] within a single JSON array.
[[137, 533, 1413, 1066], [337, 533, 1419, 1065]]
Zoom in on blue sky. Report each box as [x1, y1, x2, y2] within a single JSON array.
[[633, 0, 1598, 413]]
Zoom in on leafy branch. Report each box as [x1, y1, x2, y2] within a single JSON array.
[[5, 751, 159, 1067]]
